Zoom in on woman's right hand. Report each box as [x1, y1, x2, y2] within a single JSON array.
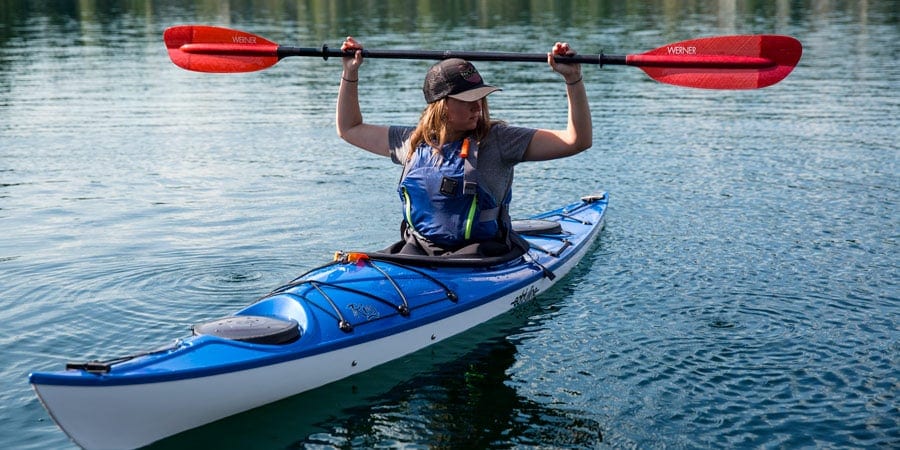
[[548, 41, 581, 84], [341, 36, 364, 77]]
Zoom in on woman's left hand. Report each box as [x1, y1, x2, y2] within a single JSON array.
[[548, 42, 582, 84]]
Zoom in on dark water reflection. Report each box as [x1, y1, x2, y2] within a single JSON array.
[[2, 1, 897, 449]]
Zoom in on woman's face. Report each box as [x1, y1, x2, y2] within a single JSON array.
[[444, 97, 483, 135]]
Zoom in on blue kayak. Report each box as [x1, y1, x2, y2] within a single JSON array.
[[29, 193, 608, 450]]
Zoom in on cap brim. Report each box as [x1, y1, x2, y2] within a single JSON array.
[[447, 85, 501, 102]]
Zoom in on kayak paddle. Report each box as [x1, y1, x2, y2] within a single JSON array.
[[164, 25, 801, 89]]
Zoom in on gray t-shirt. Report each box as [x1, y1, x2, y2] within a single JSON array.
[[388, 123, 537, 206]]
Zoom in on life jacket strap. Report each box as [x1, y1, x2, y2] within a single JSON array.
[[463, 138, 478, 196], [478, 207, 500, 222]]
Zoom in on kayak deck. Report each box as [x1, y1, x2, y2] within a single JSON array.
[[35, 193, 606, 386]]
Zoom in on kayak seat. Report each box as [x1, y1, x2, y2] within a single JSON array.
[[363, 219, 567, 268], [369, 230, 531, 267], [192, 315, 300, 345]]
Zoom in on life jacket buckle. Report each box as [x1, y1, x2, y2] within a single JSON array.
[[463, 180, 477, 196]]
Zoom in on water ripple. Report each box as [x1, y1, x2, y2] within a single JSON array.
[[3, 4, 899, 450]]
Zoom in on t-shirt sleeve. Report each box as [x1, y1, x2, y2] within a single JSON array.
[[388, 126, 415, 165], [485, 123, 537, 164]]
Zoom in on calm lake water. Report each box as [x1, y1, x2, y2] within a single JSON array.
[[2, 1, 897, 449]]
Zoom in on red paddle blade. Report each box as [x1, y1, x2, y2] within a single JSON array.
[[628, 35, 802, 89], [164, 25, 280, 73]]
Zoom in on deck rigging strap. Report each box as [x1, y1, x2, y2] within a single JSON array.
[[362, 256, 459, 302], [524, 251, 556, 280], [307, 281, 354, 332], [362, 259, 411, 316], [65, 340, 183, 374]]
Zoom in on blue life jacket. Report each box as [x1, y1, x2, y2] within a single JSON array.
[[398, 138, 506, 248]]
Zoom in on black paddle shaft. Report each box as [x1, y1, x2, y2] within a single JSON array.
[[277, 45, 626, 66]]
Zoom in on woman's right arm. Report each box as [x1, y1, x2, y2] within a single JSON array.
[[335, 36, 391, 157]]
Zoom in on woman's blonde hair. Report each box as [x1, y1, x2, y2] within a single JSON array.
[[407, 97, 495, 159]]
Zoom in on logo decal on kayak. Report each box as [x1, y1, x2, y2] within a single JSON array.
[[511, 286, 539, 308], [348, 303, 380, 321]]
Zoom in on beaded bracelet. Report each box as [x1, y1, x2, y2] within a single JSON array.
[[342, 76, 359, 83]]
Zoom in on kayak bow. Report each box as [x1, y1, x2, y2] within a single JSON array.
[[30, 193, 608, 450]]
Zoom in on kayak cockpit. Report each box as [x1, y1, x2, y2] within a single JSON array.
[[356, 219, 564, 269]]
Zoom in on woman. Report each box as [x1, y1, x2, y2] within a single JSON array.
[[336, 37, 592, 258]]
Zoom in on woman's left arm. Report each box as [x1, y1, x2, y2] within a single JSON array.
[[523, 42, 593, 162]]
